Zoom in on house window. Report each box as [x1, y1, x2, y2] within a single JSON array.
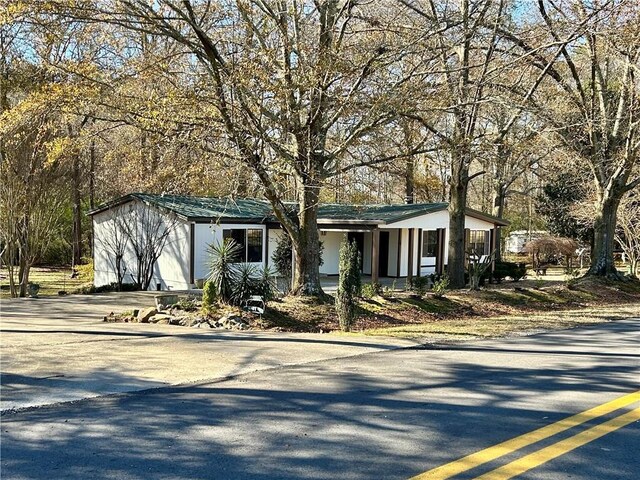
[[422, 230, 438, 257], [223, 228, 263, 263], [468, 230, 487, 255], [247, 229, 263, 262]]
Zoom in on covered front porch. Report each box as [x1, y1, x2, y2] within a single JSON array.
[[317, 226, 448, 282], [319, 274, 409, 293]]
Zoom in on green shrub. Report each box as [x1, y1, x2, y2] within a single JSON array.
[[336, 238, 361, 332], [202, 280, 217, 311], [361, 282, 382, 299], [80, 282, 140, 294], [432, 276, 449, 298], [513, 263, 527, 281], [566, 268, 581, 289], [176, 295, 199, 311], [272, 234, 293, 283], [27, 283, 40, 297], [493, 262, 527, 282], [410, 276, 430, 296], [272, 234, 325, 289]]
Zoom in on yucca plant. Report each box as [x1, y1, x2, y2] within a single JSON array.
[[206, 239, 242, 303], [256, 266, 278, 302], [231, 263, 258, 305]]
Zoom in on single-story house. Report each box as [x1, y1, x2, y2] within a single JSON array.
[[89, 193, 508, 291]]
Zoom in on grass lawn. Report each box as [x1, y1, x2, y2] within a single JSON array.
[[364, 304, 640, 340], [0, 266, 92, 299]]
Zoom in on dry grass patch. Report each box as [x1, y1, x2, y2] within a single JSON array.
[[365, 303, 640, 341], [257, 276, 640, 338]]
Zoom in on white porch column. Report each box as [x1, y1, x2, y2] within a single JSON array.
[[371, 228, 380, 283]]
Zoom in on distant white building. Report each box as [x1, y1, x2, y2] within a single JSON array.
[[89, 193, 508, 291], [505, 230, 549, 254]]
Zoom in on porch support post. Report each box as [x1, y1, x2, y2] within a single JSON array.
[[490, 225, 498, 274], [407, 228, 414, 280], [416, 228, 423, 277], [396, 229, 402, 277], [436, 228, 445, 276], [189, 223, 195, 285], [372, 228, 380, 283]]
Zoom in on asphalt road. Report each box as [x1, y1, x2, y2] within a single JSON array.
[[0, 292, 417, 410], [1, 317, 639, 480]]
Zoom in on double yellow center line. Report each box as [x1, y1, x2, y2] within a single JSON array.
[[410, 390, 640, 480]]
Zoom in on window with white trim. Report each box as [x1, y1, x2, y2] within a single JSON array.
[[223, 228, 263, 262], [422, 230, 438, 257], [468, 230, 487, 255]]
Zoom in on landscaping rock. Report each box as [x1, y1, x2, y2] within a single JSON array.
[[176, 317, 191, 327], [138, 307, 157, 323], [189, 317, 211, 328], [154, 294, 178, 310], [150, 313, 172, 324], [217, 314, 249, 330]]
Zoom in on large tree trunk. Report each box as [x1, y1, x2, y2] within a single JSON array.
[[18, 250, 28, 297], [291, 178, 323, 296], [88, 140, 96, 256], [447, 168, 468, 289], [71, 154, 82, 267], [89, 140, 96, 210], [587, 195, 622, 278], [491, 183, 506, 262], [405, 155, 415, 204]]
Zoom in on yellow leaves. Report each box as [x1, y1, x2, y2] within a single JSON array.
[[45, 136, 74, 165], [0, 1, 28, 26]]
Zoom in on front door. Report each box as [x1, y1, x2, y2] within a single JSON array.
[[378, 231, 390, 277]]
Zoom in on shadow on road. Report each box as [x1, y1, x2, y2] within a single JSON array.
[[2, 320, 638, 479]]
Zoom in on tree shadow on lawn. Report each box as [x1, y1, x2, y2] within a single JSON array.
[[1, 329, 638, 480]]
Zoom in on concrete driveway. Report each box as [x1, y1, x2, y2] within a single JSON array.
[[0, 292, 418, 411]]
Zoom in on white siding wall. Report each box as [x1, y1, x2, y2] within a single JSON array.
[[319, 231, 343, 275], [398, 229, 409, 277], [267, 228, 284, 272], [193, 222, 267, 283], [385, 229, 399, 276], [266, 228, 344, 276], [151, 220, 190, 290], [93, 212, 122, 288], [93, 200, 190, 290], [465, 216, 496, 230]]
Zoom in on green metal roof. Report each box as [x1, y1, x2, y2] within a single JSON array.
[[89, 193, 507, 226], [317, 202, 449, 224], [88, 193, 281, 222]]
